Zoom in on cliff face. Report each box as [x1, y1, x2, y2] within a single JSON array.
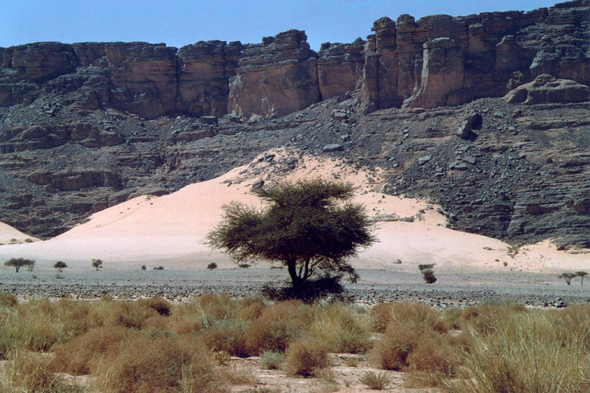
[[0, 1, 587, 120], [228, 30, 319, 121], [362, 0, 590, 111], [0, 40, 242, 119]]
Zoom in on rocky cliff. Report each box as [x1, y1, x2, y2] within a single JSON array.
[[1, 1, 587, 120], [0, 0, 589, 249]]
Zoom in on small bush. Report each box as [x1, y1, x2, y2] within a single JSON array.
[[422, 269, 437, 284], [153, 266, 164, 270], [259, 350, 285, 370], [359, 371, 392, 390], [25, 238, 34, 243], [141, 265, 147, 270], [208, 263, 218, 270], [284, 338, 330, 377]]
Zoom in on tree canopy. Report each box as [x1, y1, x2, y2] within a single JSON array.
[[207, 179, 376, 295]]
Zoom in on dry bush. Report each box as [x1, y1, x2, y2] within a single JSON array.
[[370, 302, 449, 333], [284, 338, 331, 377], [370, 323, 422, 370], [0, 299, 70, 357], [407, 333, 458, 375], [5, 350, 77, 392], [52, 326, 131, 375], [94, 334, 220, 393], [309, 303, 372, 354], [245, 300, 309, 355], [237, 298, 266, 321], [550, 304, 590, 348], [447, 311, 590, 393], [0, 293, 17, 307], [461, 302, 527, 334], [105, 301, 159, 329]]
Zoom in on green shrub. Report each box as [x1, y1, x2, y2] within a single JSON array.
[[359, 371, 392, 390], [259, 350, 285, 370]]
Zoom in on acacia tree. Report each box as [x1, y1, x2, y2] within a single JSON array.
[[4, 258, 35, 273], [54, 261, 68, 273], [559, 272, 577, 285], [91, 259, 103, 271], [207, 179, 376, 296]]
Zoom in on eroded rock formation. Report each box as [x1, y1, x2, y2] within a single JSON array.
[[228, 30, 319, 121], [0, 1, 587, 120]]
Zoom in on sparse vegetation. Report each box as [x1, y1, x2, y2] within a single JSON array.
[[91, 259, 103, 271], [53, 261, 67, 273], [4, 258, 35, 273], [207, 262, 218, 270], [2, 295, 590, 392], [153, 266, 164, 270]]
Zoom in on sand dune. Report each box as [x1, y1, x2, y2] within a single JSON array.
[[0, 148, 587, 273], [0, 222, 40, 245]]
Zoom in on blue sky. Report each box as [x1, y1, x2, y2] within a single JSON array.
[[0, 0, 559, 51]]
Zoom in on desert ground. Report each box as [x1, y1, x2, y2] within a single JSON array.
[[0, 150, 588, 308]]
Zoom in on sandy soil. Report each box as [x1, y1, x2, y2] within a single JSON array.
[[0, 148, 588, 276]]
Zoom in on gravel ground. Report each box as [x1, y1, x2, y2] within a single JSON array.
[[1, 268, 588, 309]]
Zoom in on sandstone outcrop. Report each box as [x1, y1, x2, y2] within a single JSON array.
[[228, 30, 320, 121], [504, 74, 590, 104], [178, 41, 242, 117], [317, 39, 365, 100]]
